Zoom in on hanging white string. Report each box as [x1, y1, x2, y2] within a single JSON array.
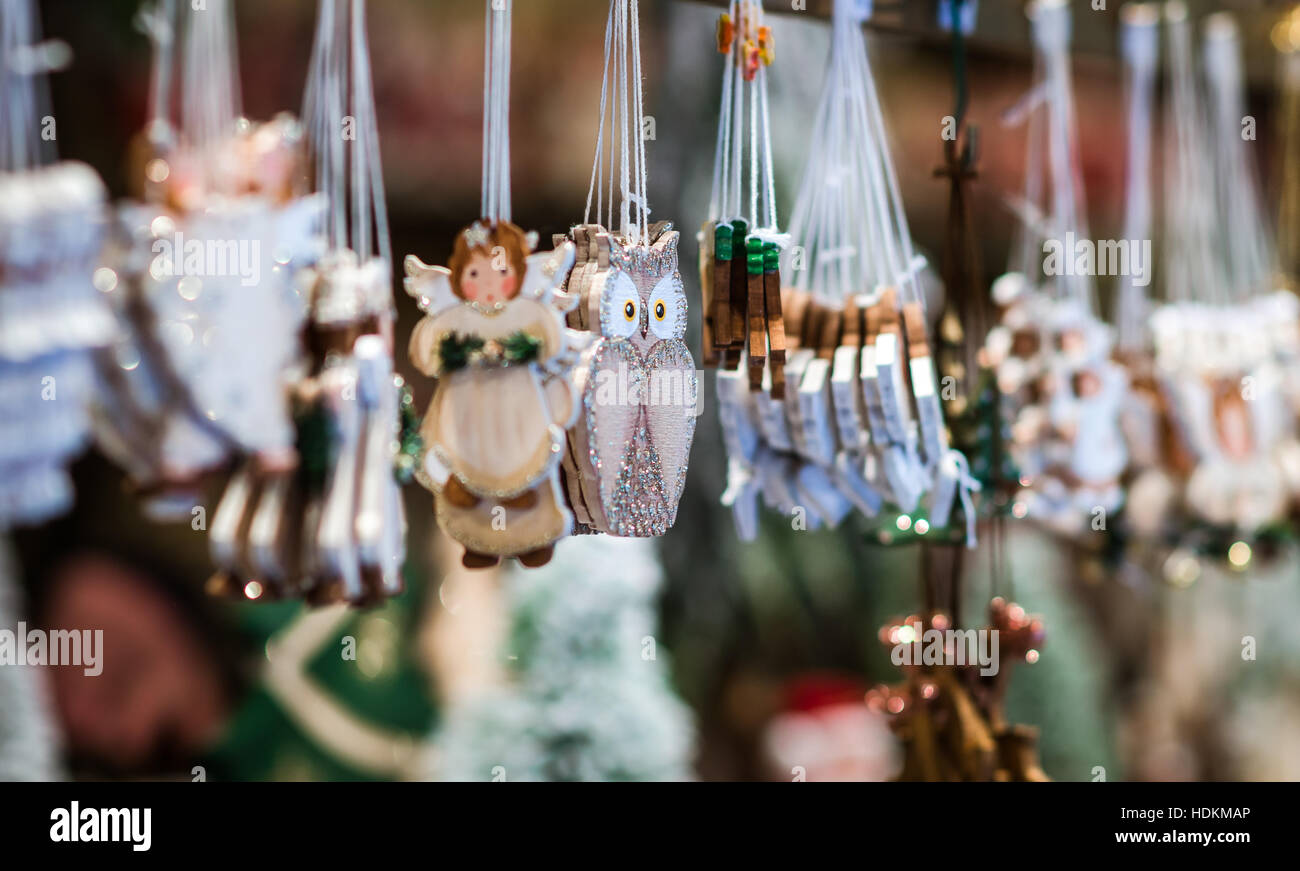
[[180, 0, 241, 160], [727, 4, 744, 221], [1203, 13, 1275, 301], [706, 0, 738, 221], [584, 7, 615, 226], [707, 1, 779, 233], [304, 0, 343, 247], [135, 0, 179, 153], [302, 0, 391, 267], [354, 0, 390, 267], [621, 0, 637, 235], [785, 0, 924, 305], [0, 0, 61, 172], [853, 13, 927, 308], [582, 0, 651, 242], [1163, 2, 1220, 305], [480, 0, 511, 223], [757, 47, 777, 230], [1115, 3, 1157, 354], [630, 0, 649, 240], [1030, 0, 1094, 309], [786, 0, 857, 297], [1006, 45, 1046, 283]]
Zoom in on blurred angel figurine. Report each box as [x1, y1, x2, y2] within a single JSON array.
[[406, 220, 580, 569], [1186, 377, 1288, 530], [1049, 360, 1129, 516]]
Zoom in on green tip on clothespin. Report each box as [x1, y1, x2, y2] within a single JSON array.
[[715, 223, 733, 260], [731, 218, 748, 238], [762, 241, 780, 274], [746, 236, 765, 275]]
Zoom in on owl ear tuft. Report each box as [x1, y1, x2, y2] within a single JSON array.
[[648, 220, 674, 241], [655, 229, 680, 260]]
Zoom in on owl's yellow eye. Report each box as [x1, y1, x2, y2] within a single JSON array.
[[624, 301, 637, 321], [654, 300, 666, 320]]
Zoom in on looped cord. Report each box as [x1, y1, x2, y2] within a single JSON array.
[[0, 0, 59, 171], [180, 0, 241, 163], [1115, 4, 1157, 353], [945, 449, 982, 549], [708, 1, 779, 233], [584, 0, 650, 242], [1163, 3, 1221, 305], [135, 0, 178, 152], [1028, 0, 1093, 309], [303, 0, 392, 267], [1203, 13, 1275, 301], [480, 0, 512, 223], [786, 0, 924, 307], [719, 457, 760, 541]]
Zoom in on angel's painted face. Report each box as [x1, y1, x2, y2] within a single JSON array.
[[1072, 369, 1101, 399], [1217, 392, 1253, 461], [1056, 327, 1086, 357], [459, 250, 519, 306]]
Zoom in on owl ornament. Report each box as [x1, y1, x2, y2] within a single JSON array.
[[557, 223, 697, 537], [406, 220, 581, 569]]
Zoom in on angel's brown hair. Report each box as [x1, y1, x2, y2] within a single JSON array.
[[447, 219, 529, 300]]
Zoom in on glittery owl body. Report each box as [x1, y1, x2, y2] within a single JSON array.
[[565, 225, 697, 536]]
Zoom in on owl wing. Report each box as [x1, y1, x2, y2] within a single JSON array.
[[403, 255, 458, 317]]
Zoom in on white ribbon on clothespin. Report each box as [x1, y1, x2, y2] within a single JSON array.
[[999, 81, 1049, 129], [892, 254, 929, 293], [946, 448, 982, 549], [720, 457, 760, 541], [5, 39, 71, 76]]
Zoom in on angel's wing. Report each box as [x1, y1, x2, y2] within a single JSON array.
[[275, 193, 328, 262], [403, 254, 459, 316], [518, 240, 576, 307]]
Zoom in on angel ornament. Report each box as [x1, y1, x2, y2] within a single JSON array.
[[1046, 358, 1129, 518], [406, 220, 580, 569]]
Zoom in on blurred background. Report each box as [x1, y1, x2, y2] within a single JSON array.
[[3, 0, 1300, 781]]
